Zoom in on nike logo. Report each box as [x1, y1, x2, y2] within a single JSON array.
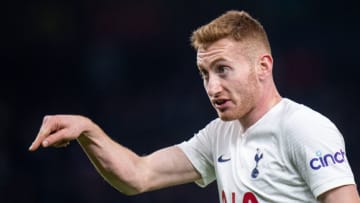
[[218, 155, 231, 162]]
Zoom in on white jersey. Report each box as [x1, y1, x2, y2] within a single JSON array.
[[178, 98, 355, 203]]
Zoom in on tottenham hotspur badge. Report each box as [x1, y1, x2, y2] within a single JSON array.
[[251, 148, 263, 178]]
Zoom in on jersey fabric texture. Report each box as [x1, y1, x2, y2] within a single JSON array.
[[178, 98, 355, 202]]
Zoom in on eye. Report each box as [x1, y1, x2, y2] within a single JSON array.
[[199, 70, 209, 80], [215, 66, 230, 76]]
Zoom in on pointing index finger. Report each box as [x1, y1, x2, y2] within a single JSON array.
[[29, 126, 50, 151], [29, 116, 52, 151]]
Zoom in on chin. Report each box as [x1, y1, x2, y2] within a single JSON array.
[[218, 113, 238, 121]]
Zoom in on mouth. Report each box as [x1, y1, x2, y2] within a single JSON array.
[[213, 99, 230, 110]]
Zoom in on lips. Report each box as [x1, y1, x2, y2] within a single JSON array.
[[215, 99, 226, 105], [213, 99, 230, 110]]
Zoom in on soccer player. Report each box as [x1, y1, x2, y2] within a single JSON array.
[[29, 10, 360, 202]]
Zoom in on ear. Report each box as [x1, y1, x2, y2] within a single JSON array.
[[256, 54, 273, 81]]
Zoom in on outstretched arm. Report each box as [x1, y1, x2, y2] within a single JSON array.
[[29, 115, 201, 195]]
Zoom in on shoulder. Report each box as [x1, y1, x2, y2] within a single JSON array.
[[185, 118, 242, 151], [280, 98, 332, 124], [182, 118, 237, 145], [280, 98, 341, 139], [202, 118, 240, 133], [279, 100, 356, 199], [278, 99, 345, 161]]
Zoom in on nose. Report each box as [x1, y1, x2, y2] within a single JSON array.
[[205, 75, 223, 97]]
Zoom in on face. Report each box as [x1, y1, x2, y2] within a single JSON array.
[[197, 38, 261, 121]]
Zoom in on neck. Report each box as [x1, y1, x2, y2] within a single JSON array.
[[239, 83, 282, 130]]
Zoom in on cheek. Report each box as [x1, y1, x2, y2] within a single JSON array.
[[231, 80, 250, 97], [231, 77, 258, 104]]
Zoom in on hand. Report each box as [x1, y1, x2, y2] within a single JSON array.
[[28, 115, 91, 151]]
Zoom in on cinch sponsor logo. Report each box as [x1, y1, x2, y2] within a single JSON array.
[[309, 149, 346, 170]]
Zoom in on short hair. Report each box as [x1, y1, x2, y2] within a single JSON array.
[[190, 10, 271, 55]]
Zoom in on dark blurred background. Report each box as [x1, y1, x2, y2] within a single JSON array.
[[2, 0, 360, 202]]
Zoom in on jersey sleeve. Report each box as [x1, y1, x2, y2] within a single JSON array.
[[284, 107, 355, 199], [177, 120, 217, 187]]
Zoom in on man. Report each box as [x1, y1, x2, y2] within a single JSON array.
[[29, 10, 359, 202]]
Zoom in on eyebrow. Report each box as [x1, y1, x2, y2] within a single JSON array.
[[197, 57, 227, 71]]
